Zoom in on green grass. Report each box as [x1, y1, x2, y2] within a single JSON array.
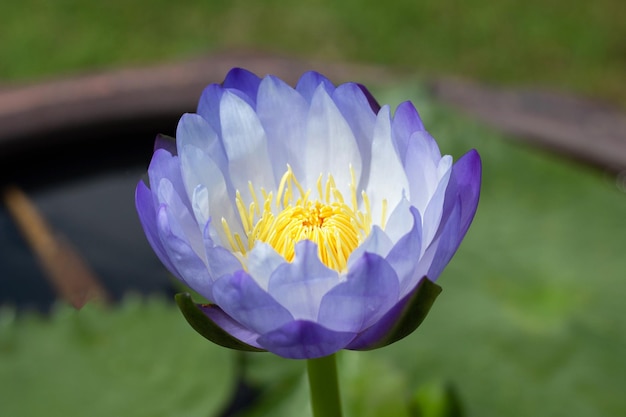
[[1, 0, 625, 108]]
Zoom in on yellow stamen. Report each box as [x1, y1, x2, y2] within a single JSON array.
[[223, 166, 382, 272]]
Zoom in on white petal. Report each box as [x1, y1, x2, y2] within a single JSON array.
[[346, 226, 393, 269], [220, 91, 276, 202], [404, 131, 443, 214], [383, 197, 414, 243], [422, 166, 452, 250], [365, 106, 410, 227], [304, 85, 362, 198], [246, 242, 285, 291], [157, 178, 205, 260], [180, 145, 243, 246], [256, 75, 308, 182]]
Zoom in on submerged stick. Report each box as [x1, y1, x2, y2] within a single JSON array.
[[3, 185, 110, 309]]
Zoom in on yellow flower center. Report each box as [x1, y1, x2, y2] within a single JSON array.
[[221, 166, 387, 272]]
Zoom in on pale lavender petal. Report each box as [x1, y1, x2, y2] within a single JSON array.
[[365, 105, 410, 226], [257, 320, 356, 359], [199, 304, 263, 349], [220, 90, 276, 200], [148, 149, 187, 205], [197, 83, 224, 133], [304, 85, 362, 195], [318, 253, 400, 332], [332, 83, 377, 189], [386, 207, 423, 297], [180, 147, 242, 242], [156, 205, 213, 301], [156, 178, 204, 256], [268, 240, 339, 321], [256, 75, 308, 181], [391, 101, 425, 161], [383, 197, 414, 243], [212, 270, 294, 335], [296, 71, 335, 103], [246, 243, 285, 291], [202, 220, 243, 283], [404, 131, 445, 214], [177, 113, 229, 181], [346, 226, 393, 269], [422, 164, 452, 249]]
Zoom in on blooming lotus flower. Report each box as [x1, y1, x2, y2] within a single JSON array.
[[135, 68, 481, 359]]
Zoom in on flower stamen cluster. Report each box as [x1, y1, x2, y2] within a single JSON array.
[[222, 165, 383, 272]]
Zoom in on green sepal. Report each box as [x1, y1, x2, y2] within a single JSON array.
[[175, 293, 266, 352], [366, 277, 442, 350]]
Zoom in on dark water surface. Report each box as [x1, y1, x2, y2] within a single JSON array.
[[0, 118, 181, 313]]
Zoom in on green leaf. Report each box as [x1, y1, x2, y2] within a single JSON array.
[[365, 277, 442, 350], [175, 292, 266, 352], [0, 295, 236, 417], [409, 381, 464, 417]]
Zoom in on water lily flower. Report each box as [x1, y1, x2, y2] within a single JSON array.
[[135, 68, 481, 359]]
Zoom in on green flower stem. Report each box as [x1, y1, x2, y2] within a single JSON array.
[[307, 353, 343, 417]]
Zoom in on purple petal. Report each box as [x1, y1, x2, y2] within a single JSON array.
[[257, 320, 356, 359], [153, 133, 177, 154], [346, 277, 435, 350], [356, 83, 381, 113], [135, 181, 179, 278], [418, 150, 481, 282], [296, 71, 335, 103], [392, 101, 425, 162], [443, 149, 482, 238], [426, 201, 463, 280], [268, 240, 338, 321], [156, 178, 204, 254], [409, 198, 463, 284], [318, 253, 400, 332], [156, 205, 214, 301], [199, 304, 263, 349], [223, 67, 262, 105], [212, 270, 294, 335]]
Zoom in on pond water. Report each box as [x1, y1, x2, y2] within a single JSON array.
[[0, 118, 181, 313]]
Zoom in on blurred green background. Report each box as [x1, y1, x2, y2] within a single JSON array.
[[1, 0, 625, 108], [1, 1, 625, 416]]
